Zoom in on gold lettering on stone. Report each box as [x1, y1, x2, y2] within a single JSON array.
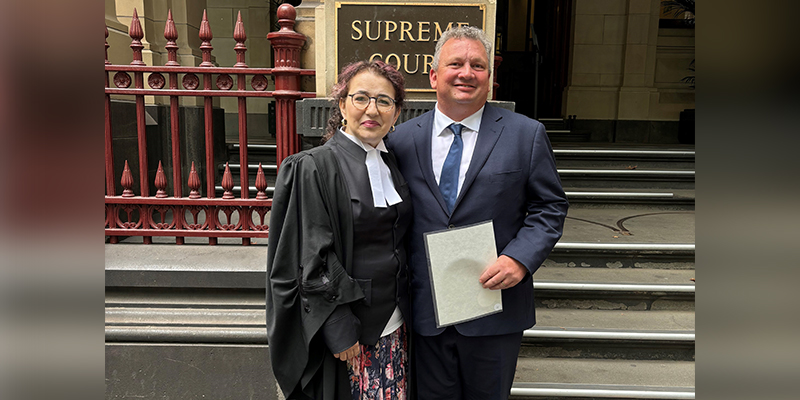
[[403, 54, 420, 74], [351, 20, 363, 41], [365, 20, 381, 41], [433, 22, 454, 42], [385, 53, 401, 70], [384, 20, 398, 41], [400, 21, 415, 42], [418, 21, 431, 42], [423, 54, 434, 74]]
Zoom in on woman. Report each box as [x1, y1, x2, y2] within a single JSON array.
[[266, 60, 411, 400]]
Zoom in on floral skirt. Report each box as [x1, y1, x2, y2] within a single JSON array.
[[346, 324, 408, 400]]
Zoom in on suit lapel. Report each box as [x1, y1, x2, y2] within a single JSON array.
[[412, 111, 450, 214], [453, 104, 503, 211]]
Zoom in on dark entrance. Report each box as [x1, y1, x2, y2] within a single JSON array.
[[494, 0, 572, 120]]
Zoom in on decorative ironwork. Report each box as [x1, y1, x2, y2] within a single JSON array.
[[121, 161, 134, 197], [155, 161, 168, 198], [216, 74, 233, 90], [182, 74, 199, 90], [234, 11, 248, 68], [251, 74, 269, 91], [255, 164, 268, 200], [199, 10, 214, 67], [129, 9, 145, 66], [114, 72, 131, 88], [222, 163, 235, 199], [148, 73, 166, 89], [164, 10, 179, 66], [188, 162, 201, 199], [105, 4, 313, 245]]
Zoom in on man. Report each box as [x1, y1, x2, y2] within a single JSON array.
[[386, 26, 568, 400]]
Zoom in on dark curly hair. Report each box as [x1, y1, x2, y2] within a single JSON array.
[[323, 60, 406, 142]]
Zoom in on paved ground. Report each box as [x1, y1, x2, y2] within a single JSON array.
[[561, 204, 695, 244]]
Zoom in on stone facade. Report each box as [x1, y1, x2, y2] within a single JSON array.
[[565, 0, 694, 123]]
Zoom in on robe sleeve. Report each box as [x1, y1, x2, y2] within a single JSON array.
[[266, 151, 364, 397]]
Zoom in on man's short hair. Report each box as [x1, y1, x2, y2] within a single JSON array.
[[432, 26, 493, 72]]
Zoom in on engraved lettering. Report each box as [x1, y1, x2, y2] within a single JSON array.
[[365, 20, 381, 41], [385, 53, 401, 70], [399, 21, 415, 42], [384, 20, 397, 41], [403, 54, 420, 74], [351, 20, 363, 40], [423, 54, 434, 74], [433, 22, 454, 42], [418, 21, 431, 42]]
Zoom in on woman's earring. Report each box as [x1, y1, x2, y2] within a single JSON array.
[[389, 125, 396, 133], [341, 118, 347, 127]]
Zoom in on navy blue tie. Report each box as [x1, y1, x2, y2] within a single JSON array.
[[439, 123, 463, 213]]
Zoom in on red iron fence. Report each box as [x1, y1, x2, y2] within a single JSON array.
[[105, 4, 314, 245]]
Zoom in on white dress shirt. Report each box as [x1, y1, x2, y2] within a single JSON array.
[[431, 104, 485, 197]]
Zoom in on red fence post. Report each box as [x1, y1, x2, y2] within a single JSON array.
[[267, 4, 306, 169]]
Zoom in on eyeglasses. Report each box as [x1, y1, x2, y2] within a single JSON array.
[[347, 93, 397, 113]]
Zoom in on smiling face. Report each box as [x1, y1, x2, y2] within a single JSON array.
[[430, 38, 491, 121], [339, 70, 401, 148]]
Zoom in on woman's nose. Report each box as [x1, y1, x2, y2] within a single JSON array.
[[365, 98, 380, 114]]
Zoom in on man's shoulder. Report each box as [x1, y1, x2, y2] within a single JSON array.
[[487, 103, 541, 127]]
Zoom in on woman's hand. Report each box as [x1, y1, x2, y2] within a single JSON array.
[[333, 342, 361, 361]]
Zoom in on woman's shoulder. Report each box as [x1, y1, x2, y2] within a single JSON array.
[[281, 145, 335, 169]]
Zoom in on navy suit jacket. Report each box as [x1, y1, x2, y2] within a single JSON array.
[[386, 103, 568, 337]]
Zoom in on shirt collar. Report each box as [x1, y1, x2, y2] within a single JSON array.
[[340, 128, 388, 153], [433, 104, 485, 137]]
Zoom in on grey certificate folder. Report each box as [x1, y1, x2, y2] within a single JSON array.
[[423, 220, 503, 328]]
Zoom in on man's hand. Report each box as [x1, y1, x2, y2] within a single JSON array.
[[333, 342, 360, 361], [479, 255, 528, 290]]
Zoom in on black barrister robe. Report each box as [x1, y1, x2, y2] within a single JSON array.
[[267, 132, 410, 399]]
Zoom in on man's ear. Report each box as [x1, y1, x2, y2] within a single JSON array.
[[429, 68, 438, 90]]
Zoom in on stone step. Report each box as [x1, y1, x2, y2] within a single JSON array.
[[534, 265, 695, 311], [534, 308, 694, 332], [513, 358, 694, 394], [548, 244, 695, 271], [535, 266, 695, 285], [548, 130, 591, 143], [510, 382, 695, 399], [538, 118, 568, 130], [524, 309, 694, 361], [564, 188, 694, 206], [557, 168, 695, 190], [553, 148, 695, 170]]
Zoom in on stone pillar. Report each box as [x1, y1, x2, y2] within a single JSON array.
[[106, 0, 133, 65], [295, 1, 321, 93], [616, 0, 659, 121], [564, 0, 694, 133]]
